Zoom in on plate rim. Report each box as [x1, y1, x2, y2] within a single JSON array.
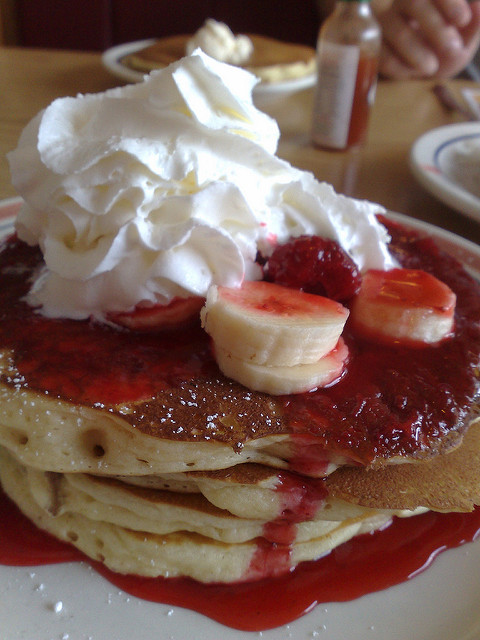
[[101, 38, 157, 83], [409, 121, 480, 223]]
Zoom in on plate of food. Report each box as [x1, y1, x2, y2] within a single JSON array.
[[410, 122, 480, 223], [1, 50, 480, 640], [1, 198, 480, 640], [102, 19, 317, 97]]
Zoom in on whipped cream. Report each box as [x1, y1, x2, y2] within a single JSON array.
[[186, 19, 253, 65], [8, 50, 395, 322]]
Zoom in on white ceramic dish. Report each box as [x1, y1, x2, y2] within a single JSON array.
[[1, 198, 480, 640], [462, 87, 480, 120], [410, 122, 480, 223], [101, 39, 317, 97], [102, 38, 156, 84]]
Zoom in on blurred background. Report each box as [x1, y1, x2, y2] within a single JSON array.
[[0, 0, 321, 50]]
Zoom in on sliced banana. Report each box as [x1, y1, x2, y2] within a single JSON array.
[[214, 339, 349, 395], [201, 281, 349, 367], [350, 268, 456, 345]]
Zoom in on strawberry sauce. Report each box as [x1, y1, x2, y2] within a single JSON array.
[[285, 219, 480, 466], [0, 221, 479, 464], [1, 219, 480, 630], [1, 487, 480, 631], [262, 472, 328, 545]]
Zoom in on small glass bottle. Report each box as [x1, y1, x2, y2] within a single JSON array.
[[311, 0, 381, 150]]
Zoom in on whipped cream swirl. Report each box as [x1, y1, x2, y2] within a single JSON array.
[[8, 50, 395, 322], [186, 19, 253, 65]]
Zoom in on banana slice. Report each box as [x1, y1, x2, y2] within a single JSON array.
[[214, 339, 349, 395], [350, 268, 456, 345], [201, 281, 349, 366]]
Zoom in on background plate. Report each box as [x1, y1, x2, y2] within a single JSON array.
[[101, 39, 317, 98], [410, 122, 480, 223], [1, 198, 480, 640]]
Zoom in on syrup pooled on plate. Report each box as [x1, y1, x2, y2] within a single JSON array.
[[1, 488, 480, 631]]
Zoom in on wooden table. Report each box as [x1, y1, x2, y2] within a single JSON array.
[[1, 45, 479, 245]]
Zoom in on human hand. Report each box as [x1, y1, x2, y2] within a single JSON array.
[[377, 0, 480, 78]]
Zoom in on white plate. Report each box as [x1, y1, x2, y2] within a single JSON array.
[[1, 198, 480, 640], [101, 39, 157, 84], [410, 122, 480, 223], [101, 39, 317, 97]]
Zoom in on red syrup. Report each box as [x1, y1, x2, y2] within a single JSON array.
[[282, 218, 480, 466], [2, 487, 480, 631], [0, 221, 478, 464], [262, 472, 329, 545]]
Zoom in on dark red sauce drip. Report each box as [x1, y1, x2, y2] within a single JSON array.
[[262, 471, 329, 545], [289, 438, 334, 476], [252, 472, 329, 580], [2, 488, 480, 631], [245, 537, 293, 583]]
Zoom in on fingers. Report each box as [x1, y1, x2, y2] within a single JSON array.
[[379, 40, 435, 79], [435, 0, 474, 28], [385, 0, 463, 56], [403, 0, 466, 52], [459, 2, 480, 43], [378, 0, 480, 78], [441, 2, 480, 76], [379, 7, 441, 77]]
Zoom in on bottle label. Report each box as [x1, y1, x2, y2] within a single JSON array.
[[311, 42, 360, 149]]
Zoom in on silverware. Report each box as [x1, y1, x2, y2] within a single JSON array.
[[432, 83, 479, 120]]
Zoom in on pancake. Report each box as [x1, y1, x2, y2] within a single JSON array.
[[325, 416, 480, 513], [0, 344, 468, 477], [0, 373, 293, 475], [122, 34, 316, 83], [10, 453, 394, 545], [7, 415, 479, 583], [115, 417, 480, 523], [0, 446, 391, 583], [3, 416, 478, 582]]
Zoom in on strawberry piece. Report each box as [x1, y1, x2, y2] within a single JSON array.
[[108, 296, 205, 332], [265, 236, 362, 302]]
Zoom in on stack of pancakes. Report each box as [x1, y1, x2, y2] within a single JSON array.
[[1, 388, 479, 582], [122, 33, 316, 84], [0, 226, 479, 584]]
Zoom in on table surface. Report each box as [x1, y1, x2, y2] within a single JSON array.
[[1, 45, 479, 245]]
